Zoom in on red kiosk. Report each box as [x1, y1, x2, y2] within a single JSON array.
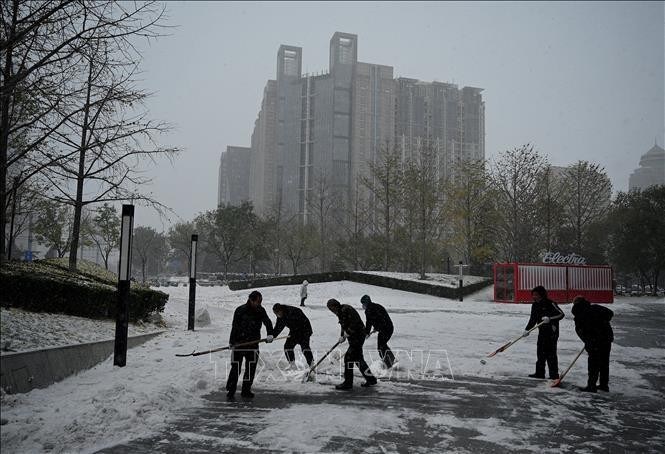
[[494, 262, 614, 304]]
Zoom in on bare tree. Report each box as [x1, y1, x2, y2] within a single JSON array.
[[361, 143, 402, 270], [535, 164, 564, 252], [32, 199, 73, 258], [448, 159, 497, 273], [559, 161, 612, 256], [132, 225, 167, 282], [282, 217, 317, 275], [1, 1, 171, 265], [196, 202, 255, 279], [86, 202, 119, 270], [308, 169, 334, 272], [401, 142, 450, 279], [167, 221, 195, 271], [491, 144, 548, 262], [334, 176, 371, 270]]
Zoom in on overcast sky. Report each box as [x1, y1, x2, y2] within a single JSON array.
[[134, 1, 664, 230]]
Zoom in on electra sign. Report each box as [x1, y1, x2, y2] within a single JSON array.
[[542, 252, 587, 265]]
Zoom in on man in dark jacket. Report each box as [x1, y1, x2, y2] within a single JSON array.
[[327, 299, 377, 390], [524, 286, 565, 379], [273, 303, 314, 368], [572, 295, 614, 393], [361, 295, 395, 368], [225, 291, 274, 400]]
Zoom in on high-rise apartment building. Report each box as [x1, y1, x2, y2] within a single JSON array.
[[249, 80, 277, 215], [395, 79, 484, 181], [217, 146, 251, 207], [243, 32, 485, 221]]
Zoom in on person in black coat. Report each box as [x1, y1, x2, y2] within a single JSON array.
[[524, 285, 565, 379], [273, 303, 314, 367], [327, 299, 377, 390], [225, 291, 274, 400], [572, 295, 614, 392], [361, 295, 395, 368]]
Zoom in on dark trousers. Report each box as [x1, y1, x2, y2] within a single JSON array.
[[284, 335, 313, 366], [343, 337, 375, 385], [300, 297, 306, 306], [587, 344, 611, 389], [535, 332, 559, 378], [377, 328, 395, 368], [226, 348, 258, 395]]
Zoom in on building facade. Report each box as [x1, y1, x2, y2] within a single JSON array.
[[243, 32, 485, 221], [217, 146, 251, 207], [629, 140, 665, 191]]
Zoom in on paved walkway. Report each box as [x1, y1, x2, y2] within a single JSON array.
[[99, 301, 665, 453]]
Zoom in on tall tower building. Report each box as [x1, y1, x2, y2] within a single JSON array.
[[244, 32, 485, 223], [218, 146, 251, 207]]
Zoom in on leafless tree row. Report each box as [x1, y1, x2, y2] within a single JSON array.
[[1, 0, 178, 268]]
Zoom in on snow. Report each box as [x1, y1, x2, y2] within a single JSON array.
[[356, 271, 488, 288], [252, 405, 409, 452], [0, 308, 163, 352], [1, 282, 663, 453]]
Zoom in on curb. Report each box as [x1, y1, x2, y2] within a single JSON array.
[[0, 331, 164, 394]]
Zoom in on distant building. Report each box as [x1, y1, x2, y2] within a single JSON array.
[[629, 140, 665, 191], [217, 146, 251, 207], [242, 32, 485, 221], [395, 79, 485, 181], [249, 80, 277, 216]]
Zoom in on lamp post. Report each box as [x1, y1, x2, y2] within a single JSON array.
[[188, 234, 198, 331], [114, 204, 134, 367], [456, 261, 469, 302]]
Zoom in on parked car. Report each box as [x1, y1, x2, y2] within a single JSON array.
[[615, 285, 625, 296], [630, 285, 643, 297]]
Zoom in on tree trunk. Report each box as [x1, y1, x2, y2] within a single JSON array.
[[654, 270, 660, 296], [383, 166, 391, 271], [68, 58, 94, 271], [142, 259, 146, 283], [0, 0, 18, 266]]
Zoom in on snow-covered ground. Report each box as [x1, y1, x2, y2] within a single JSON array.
[[357, 271, 488, 287], [1, 282, 663, 453], [0, 308, 163, 352]]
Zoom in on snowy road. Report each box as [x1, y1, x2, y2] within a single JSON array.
[[2, 282, 664, 453]]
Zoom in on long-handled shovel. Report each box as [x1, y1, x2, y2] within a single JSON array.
[[328, 330, 378, 365], [551, 346, 586, 388], [176, 335, 289, 357], [302, 338, 345, 383], [485, 320, 547, 359]]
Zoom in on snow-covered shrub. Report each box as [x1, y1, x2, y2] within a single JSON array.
[[0, 259, 168, 321]]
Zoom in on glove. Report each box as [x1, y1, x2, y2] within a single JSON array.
[[266, 335, 274, 343], [523, 331, 530, 337], [541, 316, 550, 324], [338, 335, 346, 344]]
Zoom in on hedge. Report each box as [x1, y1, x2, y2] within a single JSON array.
[[0, 259, 168, 322], [229, 270, 493, 300]]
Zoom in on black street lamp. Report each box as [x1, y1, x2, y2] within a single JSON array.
[[188, 234, 198, 331], [114, 204, 134, 367]]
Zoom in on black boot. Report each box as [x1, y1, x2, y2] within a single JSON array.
[[528, 373, 545, 379], [226, 391, 235, 401], [241, 385, 255, 398], [598, 385, 609, 392], [335, 382, 353, 390], [579, 385, 597, 393], [361, 377, 378, 387]]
